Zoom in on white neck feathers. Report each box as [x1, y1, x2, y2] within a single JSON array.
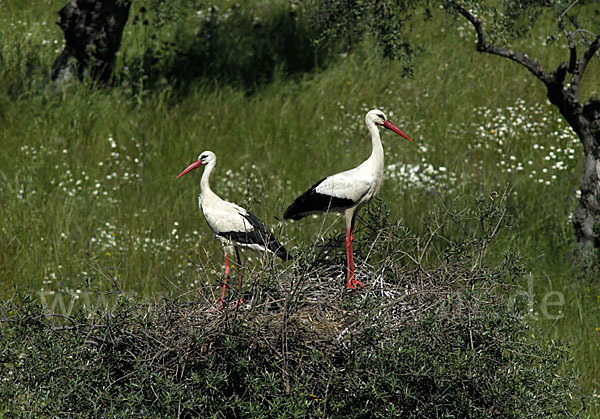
[[366, 120, 384, 172], [200, 160, 217, 198]]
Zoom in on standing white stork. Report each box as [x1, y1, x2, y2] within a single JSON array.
[[176, 151, 289, 310], [283, 109, 413, 289]]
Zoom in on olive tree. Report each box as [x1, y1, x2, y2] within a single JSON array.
[[444, 0, 600, 257]]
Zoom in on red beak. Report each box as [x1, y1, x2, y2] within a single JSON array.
[[176, 160, 203, 179], [383, 120, 413, 143]]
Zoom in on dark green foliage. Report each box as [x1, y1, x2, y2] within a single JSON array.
[[444, 0, 550, 44], [447, 0, 600, 45], [0, 197, 578, 417], [121, 1, 327, 94], [304, 0, 424, 75]]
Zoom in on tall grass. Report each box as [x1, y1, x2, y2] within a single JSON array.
[[1, 0, 599, 413]]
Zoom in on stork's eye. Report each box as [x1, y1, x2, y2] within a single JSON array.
[[377, 114, 385, 121]]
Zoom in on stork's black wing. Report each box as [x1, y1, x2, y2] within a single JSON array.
[[218, 211, 290, 260], [283, 178, 355, 221]]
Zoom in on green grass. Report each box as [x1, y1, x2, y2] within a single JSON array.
[[1, 0, 599, 414]]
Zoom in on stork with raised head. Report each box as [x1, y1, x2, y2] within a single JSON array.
[[283, 109, 413, 289], [176, 151, 289, 310]]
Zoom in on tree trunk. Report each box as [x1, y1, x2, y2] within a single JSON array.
[[572, 99, 600, 250], [51, 0, 131, 86]]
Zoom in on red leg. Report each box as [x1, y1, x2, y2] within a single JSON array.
[[233, 248, 243, 309], [345, 229, 363, 289], [345, 229, 355, 288], [214, 253, 231, 311]]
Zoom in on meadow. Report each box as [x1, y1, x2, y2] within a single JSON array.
[[1, 0, 599, 414]]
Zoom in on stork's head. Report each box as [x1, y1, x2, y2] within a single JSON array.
[[366, 109, 388, 126], [176, 150, 216, 179], [197, 151, 216, 166], [366, 109, 413, 143]]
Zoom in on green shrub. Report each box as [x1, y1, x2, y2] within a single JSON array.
[[119, 1, 327, 94], [0, 195, 578, 417]]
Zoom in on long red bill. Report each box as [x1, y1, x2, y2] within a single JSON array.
[[176, 160, 203, 179], [383, 120, 413, 143]]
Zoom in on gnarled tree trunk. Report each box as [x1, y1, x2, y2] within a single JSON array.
[[572, 100, 600, 249], [51, 0, 131, 86], [449, 2, 600, 260]]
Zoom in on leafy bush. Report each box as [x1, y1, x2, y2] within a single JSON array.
[[120, 1, 327, 94], [303, 0, 422, 74], [0, 195, 578, 417]]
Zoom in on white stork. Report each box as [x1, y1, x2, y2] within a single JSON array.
[[283, 109, 413, 289], [176, 151, 289, 310]]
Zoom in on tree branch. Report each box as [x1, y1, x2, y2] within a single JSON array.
[[446, 1, 591, 143], [558, 17, 578, 73], [448, 2, 554, 85], [559, 0, 580, 18], [573, 33, 600, 86], [576, 29, 600, 61], [558, 0, 600, 100], [559, 0, 600, 61]]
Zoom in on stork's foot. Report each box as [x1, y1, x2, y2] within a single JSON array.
[[346, 278, 365, 289], [211, 301, 224, 312], [232, 297, 243, 309], [210, 297, 243, 312]]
